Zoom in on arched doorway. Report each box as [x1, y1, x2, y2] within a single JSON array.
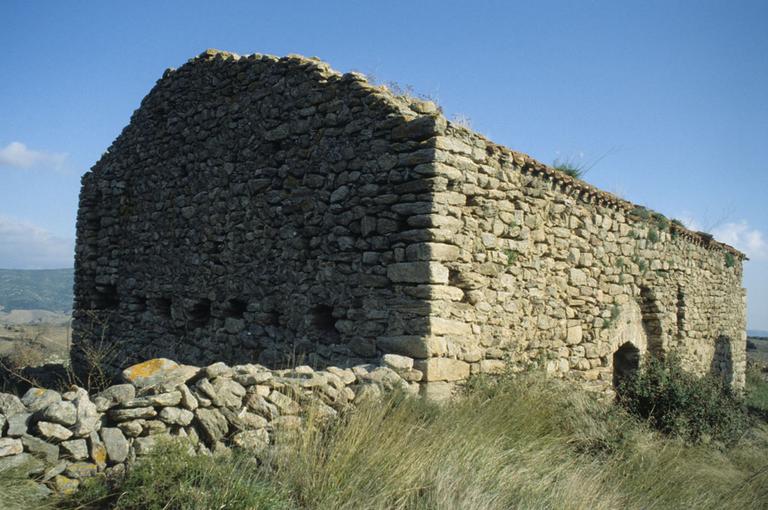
[[613, 342, 640, 389]]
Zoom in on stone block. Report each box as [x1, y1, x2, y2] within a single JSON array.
[[386, 262, 449, 284], [429, 317, 472, 336], [405, 242, 460, 261], [377, 335, 447, 359], [413, 358, 470, 382]]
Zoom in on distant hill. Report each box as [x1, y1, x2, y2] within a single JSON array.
[[0, 268, 74, 313], [749, 330, 768, 339]]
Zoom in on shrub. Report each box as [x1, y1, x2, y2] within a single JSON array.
[[617, 357, 748, 445], [746, 365, 768, 419], [630, 206, 651, 221], [654, 214, 670, 232], [647, 228, 659, 243]]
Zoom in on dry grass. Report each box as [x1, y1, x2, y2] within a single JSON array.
[[51, 372, 768, 509]]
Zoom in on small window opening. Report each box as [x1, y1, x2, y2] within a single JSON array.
[[188, 299, 212, 328], [613, 342, 640, 391], [92, 284, 118, 310], [676, 286, 685, 337], [152, 297, 172, 319], [224, 298, 248, 319], [311, 304, 340, 343]]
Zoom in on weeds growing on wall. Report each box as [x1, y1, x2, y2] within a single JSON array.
[[725, 252, 736, 268], [552, 158, 587, 179], [505, 249, 520, 265], [617, 356, 749, 445]]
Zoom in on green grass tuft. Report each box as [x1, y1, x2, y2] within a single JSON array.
[[552, 158, 587, 179]]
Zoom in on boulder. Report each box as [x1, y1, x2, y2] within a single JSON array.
[[158, 407, 194, 426], [0, 437, 23, 457], [100, 428, 129, 463], [70, 388, 101, 437], [21, 388, 61, 412], [0, 393, 26, 417], [6, 412, 32, 437], [195, 408, 228, 443], [231, 429, 269, 451], [37, 421, 73, 441], [121, 358, 199, 390], [21, 435, 59, 463], [210, 378, 246, 408], [95, 384, 136, 409], [60, 439, 89, 461], [64, 462, 98, 480], [40, 401, 77, 426], [109, 407, 156, 422]]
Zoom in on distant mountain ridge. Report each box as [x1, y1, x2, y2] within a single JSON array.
[[749, 330, 768, 338], [0, 268, 74, 313]]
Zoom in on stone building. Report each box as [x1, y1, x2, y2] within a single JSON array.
[[73, 50, 747, 397]]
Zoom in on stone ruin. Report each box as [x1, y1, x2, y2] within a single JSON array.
[[72, 49, 748, 399]]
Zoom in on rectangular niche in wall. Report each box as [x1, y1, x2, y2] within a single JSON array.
[[310, 304, 340, 344], [187, 298, 212, 328], [223, 298, 248, 319], [92, 284, 118, 310], [151, 297, 172, 319]]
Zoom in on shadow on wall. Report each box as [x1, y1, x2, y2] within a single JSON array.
[[710, 335, 734, 383]]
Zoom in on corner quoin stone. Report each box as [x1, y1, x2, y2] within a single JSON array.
[[386, 262, 450, 284]]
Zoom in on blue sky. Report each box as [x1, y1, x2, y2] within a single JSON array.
[[1, 1, 766, 329]]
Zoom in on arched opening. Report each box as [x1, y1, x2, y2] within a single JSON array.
[[639, 287, 663, 358], [613, 342, 640, 390], [710, 335, 734, 384]]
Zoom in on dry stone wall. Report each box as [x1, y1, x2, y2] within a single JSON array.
[[0, 356, 416, 495], [73, 49, 747, 398], [414, 124, 747, 392]]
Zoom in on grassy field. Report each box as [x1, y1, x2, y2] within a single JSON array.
[[38, 370, 768, 510], [748, 336, 768, 363]]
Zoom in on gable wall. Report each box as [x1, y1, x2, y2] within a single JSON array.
[[73, 53, 447, 375]]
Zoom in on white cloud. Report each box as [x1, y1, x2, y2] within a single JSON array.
[[0, 141, 67, 170], [712, 221, 768, 259], [0, 215, 73, 269]]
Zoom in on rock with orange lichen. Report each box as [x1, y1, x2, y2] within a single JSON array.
[[121, 358, 199, 391]]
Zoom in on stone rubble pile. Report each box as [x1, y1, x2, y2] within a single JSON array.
[[0, 354, 417, 495]]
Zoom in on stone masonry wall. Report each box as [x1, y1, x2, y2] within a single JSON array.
[[74, 50, 447, 376], [408, 123, 747, 391], [73, 50, 747, 398], [0, 355, 417, 495]]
